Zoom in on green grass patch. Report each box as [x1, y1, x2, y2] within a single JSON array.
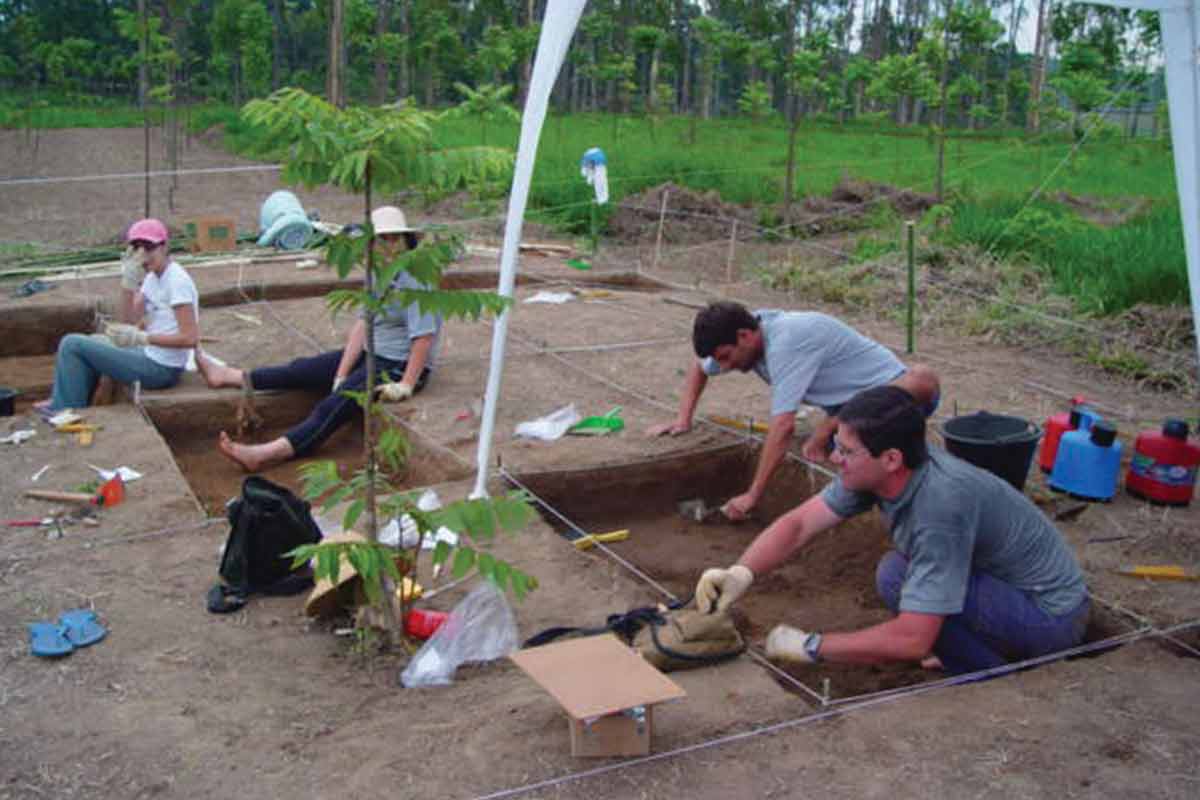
[[940, 198, 1187, 315]]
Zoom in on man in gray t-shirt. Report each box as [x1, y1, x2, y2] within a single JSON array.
[[649, 302, 940, 520], [693, 386, 1089, 676]]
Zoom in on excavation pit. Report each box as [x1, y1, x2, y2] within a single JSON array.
[[143, 393, 470, 516], [512, 443, 1136, 701]]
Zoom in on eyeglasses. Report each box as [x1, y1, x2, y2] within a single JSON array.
[[831, 438, 870, 460], [130, 240, 161, 250]]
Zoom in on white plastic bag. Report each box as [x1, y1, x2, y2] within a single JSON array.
[[514, 404, 581, 441], [400, 582, 518, 688]]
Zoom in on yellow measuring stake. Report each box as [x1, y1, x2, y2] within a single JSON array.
[[1115, 565, 1200, 582], [573, 529, 631, 551]]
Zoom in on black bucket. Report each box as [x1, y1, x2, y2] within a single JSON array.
[[0, 386, 17, 417], [939, 411, 1042, 491]]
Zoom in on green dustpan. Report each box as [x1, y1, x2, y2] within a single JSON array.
[[568, 407, 624, 436]]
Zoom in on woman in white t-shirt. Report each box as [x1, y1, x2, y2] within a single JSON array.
[[38, 218, 200, 413]]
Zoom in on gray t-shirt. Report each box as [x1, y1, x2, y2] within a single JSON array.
[[368, 270, 442, 366], [702, 310, 905, 416], [820, 448, 1087, 617]]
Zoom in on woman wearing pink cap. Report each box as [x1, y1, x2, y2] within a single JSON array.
[[37, 218, 200, 413]]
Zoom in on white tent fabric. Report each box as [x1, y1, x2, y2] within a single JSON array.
[[1083, 0, 1200, 371], [471, 0, 589, 498]]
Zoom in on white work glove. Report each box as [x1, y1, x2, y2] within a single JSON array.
[[765, 624, 820, 664], [377, 381, 414, 403], [331, 375, 346, 394], [120, 246, 146, 291], [104, 322, 149, 348], [695, 564, 754, 614]]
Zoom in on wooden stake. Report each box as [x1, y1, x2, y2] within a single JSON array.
[[726, 219, 739, 283], [652, 189, 670, 271]]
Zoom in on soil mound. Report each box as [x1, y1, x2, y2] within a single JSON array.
[[1054, 191, 1149, 227], [608, 182, 758, 244], [609, 179, 936, 244], [826, 178, 935, 216]]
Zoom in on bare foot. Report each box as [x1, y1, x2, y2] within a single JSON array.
[[34, 399, 52, 411], [196, 349, 244, 390], [217, 431, 259, 472], [921, 655, 944, 671]]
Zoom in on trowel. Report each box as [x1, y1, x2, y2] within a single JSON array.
[[677, 498, 724, 523]]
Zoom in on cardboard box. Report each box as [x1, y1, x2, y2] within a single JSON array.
[[184, 216, 237, 253], [509, 634, 686, 758]]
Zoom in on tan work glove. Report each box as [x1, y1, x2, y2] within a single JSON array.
[[377, 381, 414, 403], [104, 322, 149, 348], [765, 624, 820, 664], [120, 246, 146, 291], [695, 564, 754, 614]]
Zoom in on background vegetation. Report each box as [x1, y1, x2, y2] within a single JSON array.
[[0, 1, 1187, 318]]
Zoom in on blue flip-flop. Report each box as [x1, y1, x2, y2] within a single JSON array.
[[58, 609, 107, 648], [28, 622, 74, 657]]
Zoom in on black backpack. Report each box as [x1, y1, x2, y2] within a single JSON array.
[[206, 477, 322, 614]]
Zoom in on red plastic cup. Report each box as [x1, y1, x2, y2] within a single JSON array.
[[404, 608, 449, 640]]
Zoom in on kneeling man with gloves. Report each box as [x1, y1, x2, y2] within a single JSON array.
[[695, 386, 1089, 675]]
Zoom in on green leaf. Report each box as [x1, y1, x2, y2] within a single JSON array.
[[451, 546, 476, 578], [316, 546, 340, 585], [343, 498, 366, 531], [431, 539, 452, 567], [476, 551, 495, 582], [491, 559, 511, 592], [566, 258, 591, 271], [493, 493, 535, 532], [459, 499, 497, 542]]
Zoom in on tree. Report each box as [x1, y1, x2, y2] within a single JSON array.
[[1051, 43, 1112, 138], [737, 80, 773, 121], [867, 52, 937, 126], [631, 24, 668, 112], [446, 81, 519, 146], [692, 15, 726, 119], [241, 87, 530, 644]]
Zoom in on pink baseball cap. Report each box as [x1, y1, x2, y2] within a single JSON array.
[[126, 218, 169, 245]]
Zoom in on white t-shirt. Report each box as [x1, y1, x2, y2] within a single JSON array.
[[140, 261, 199, 368]]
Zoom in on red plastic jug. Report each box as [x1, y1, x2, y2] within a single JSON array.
[[1125, 419, 1200, 506], [1039, 395, 1087, 473]]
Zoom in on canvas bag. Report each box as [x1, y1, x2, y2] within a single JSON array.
[[206, 476, 322, 614], [632, 607, 746, 672], [523, 603, 746, 673]]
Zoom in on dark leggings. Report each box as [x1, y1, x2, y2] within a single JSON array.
[[250, 349, 429, 457]]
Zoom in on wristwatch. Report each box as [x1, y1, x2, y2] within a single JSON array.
[[803, 631, 824, 663]]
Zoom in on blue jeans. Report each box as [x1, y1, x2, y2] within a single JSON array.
[[876, 551, 1089, 675], [49, 334, 182, 411], [249, 349, 429, 457]]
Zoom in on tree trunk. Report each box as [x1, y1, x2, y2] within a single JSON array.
[[935, 0, 950, 203], [1027, 0, 1049, 133], [328, 0, 345, 108], [518, 0, 534, 108], [139, 0, 150, 218], [676, 0, 690, 114], [271, 0, 285, 90], [374, 0, 390, 104], [363, 164, 378, 541], [782, 0, 799, 223], [647, 48, 660, 112], [397, 0, 410, 99]]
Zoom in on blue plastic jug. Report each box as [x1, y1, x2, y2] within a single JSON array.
[[1049, 417, 1122, 501]]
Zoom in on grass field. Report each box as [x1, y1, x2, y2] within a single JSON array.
[[2, 97, 1187, 315]]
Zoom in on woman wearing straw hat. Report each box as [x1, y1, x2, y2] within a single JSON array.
[[36, 218, 200, 413], [197, 206, 441, 472]]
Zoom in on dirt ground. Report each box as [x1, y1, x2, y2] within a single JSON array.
[[1, 129, 1198, 799]]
